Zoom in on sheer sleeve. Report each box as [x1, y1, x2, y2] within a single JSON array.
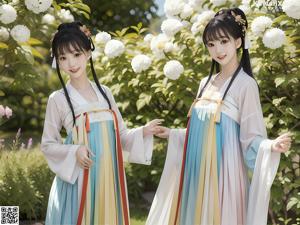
[[41, 93, 81, 184]]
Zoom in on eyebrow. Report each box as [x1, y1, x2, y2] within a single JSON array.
[[58, 50, 81, 56]]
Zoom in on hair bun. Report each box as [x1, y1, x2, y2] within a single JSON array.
[[57, 21, 83, 32]]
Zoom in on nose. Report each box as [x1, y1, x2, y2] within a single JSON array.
[[67, 58, 76, 68], [215, 43, 224, 54]]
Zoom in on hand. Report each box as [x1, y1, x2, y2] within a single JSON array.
[[271, 132, 292, 153], [143, 119, 164, 136], [76, 146, 95, 169], [155, 126, 170, 139]]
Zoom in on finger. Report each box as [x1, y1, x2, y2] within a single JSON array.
[[278, 132, 292, 139], [150, 119, 164, 125], [86, 147, 96, 157]]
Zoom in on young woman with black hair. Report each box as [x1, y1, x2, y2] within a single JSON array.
[[146, 8, 292, 225], [41, 21, 161, 225]]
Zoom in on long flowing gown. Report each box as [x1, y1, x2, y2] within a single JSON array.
[[41, 81, 153, 225], [146, 69, 281, 225]]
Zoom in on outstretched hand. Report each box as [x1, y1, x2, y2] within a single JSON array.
[[155, 126, 170, 139], [271, 132, 292, 153], [143, 119, 164, 136]]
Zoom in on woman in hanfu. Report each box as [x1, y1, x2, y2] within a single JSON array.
[[147, 8, 292, 225], [41, 22, 161, 225]]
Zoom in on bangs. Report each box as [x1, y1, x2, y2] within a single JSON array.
[[53, 33, 88, 57], [203, 20, 231, 45]]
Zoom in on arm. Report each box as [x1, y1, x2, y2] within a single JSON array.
[[41, 93, 81, 184]]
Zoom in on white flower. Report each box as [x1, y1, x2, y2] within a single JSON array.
[[95, 31, 111, 44], [58, 9, 74, 22], [164, 0, 185, 17], [262, 28, 286, 49], [189, 0, 204, 11], [210, 0, 227, 6], [180, 4, 193, 19], [282, 0, 300, 19], [11, 25, 30, 43], [104, 40, 125, 58], [0, 4, 17, 24], [42, 14, 55, 24], [0, 27, 9, 41], [161, 18, 183, 37], [150, 33, 170, 54], [144, 34, 153, 43], [91, 47, 102, 60], [251, 16, 272, 37], [191, 10, 215, 35], [164, 42, 175, 52], [163, 60, 184, 80], [197, 10, 215, 24], [131, 54, 152, 73], [238, 4, 251, 15], [25, 0, 52, 14]]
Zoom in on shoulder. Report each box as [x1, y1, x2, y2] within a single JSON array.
[[235, 70, 258, 91], [47, 89, 66, 107]]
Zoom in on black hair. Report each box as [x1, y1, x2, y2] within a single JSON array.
[[199, 8, 253, 100], [51, 21, 111, 126]]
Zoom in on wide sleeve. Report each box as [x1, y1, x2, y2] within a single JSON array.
[[238, 79, 281, 225], [104, 87, 153, 165], [41, 94, 81, 184], [239, 79, 270, 170], [146, 128, 186, 225]]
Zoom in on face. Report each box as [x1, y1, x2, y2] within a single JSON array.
[[206, 31, 241, 67], [57, 45, 91, 80]]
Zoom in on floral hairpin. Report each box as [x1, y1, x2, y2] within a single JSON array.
[[231, 11, 247, 35], [79, 25, 92, 38]]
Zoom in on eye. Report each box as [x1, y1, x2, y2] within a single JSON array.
[[207, 42, 214, 47], [221, 39, 229, 44], [59, 56, 66, 61], [74, 52, 82, 57]]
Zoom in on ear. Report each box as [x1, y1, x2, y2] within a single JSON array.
[[235, 37, 242, 49]]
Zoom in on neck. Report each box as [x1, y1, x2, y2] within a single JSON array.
[[220, 58, 240, 78]]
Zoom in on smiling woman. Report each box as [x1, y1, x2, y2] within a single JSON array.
[[41, 21, 162, 225], [147, 7, 292, 225]]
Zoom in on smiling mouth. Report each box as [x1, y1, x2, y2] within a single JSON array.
[[69, 68, 80, 73], [217, 55, 226, 60]]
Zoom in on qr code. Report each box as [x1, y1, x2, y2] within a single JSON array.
[[0, 206, 19, 225]]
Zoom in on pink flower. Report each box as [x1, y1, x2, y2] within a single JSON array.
[[5, 106, 12, 118], [27, 138, 33, 149], [0, 105, 5, 117]]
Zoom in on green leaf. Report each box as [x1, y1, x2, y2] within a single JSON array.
[[0, 42, 8, 49], [287, 197, 299, 211], [27, 38, 43, 46], [30, 47, 43, 59], [73, 3, 91, 13], [274, 77, 285, 87]]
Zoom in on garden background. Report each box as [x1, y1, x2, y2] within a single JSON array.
[[0, 0, 299, 224]]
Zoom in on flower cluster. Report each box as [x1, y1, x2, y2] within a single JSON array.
[[251, 16, 273, 37], [0, 4, 17, 24], [282, 0, 300, 20], [131, 54, 152, 73], [10, 25, 31, 42], [25, 0, 52, 14], [104, 40, 125, 58], [0, 105, 12, 119]]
